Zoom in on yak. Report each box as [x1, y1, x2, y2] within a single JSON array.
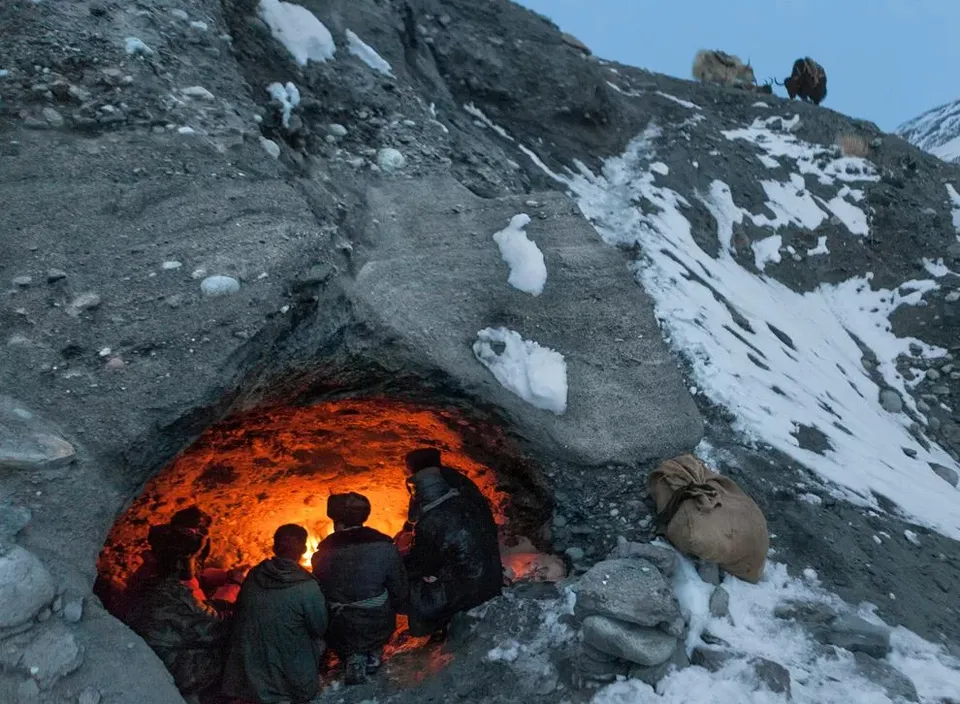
[[692, 49, 756, 87], [776, 57, 827, 105]]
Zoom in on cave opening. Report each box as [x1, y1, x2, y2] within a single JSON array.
[[95, 396, 556, 682]]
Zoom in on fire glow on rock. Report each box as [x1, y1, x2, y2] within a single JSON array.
[[97, 399, 508, 586]]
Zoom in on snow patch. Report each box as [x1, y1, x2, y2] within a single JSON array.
[[258, 0, 335, 66], [345, 29, 393, 76], [550, 123, 960, 540], [267, 81, 300, 128], [591, 561, 960, 704], [922, 257, 953, 278], [656, 91, 701, 110], [723, 116, 879, 186], [473, 328, 568, 414], [947, 183, 960, 233], [492, 214, 547, 296], [463, 103, 515, 142], [806, 236, 829, 257], [752, 235, 782, 272]]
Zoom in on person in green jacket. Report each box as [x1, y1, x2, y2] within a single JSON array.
[[221, 524, 328, 704]]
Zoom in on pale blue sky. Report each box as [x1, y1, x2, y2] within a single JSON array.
[[514, 0, 959, 132]]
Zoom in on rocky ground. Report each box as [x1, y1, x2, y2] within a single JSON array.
[[2, 0, 960, 702]]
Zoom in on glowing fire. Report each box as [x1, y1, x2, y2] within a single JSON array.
[[98, 399, 508, 588]]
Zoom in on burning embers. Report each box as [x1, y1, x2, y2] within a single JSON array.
[[98, 399, 507, 590]]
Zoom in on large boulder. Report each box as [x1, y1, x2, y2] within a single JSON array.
[[573, 559, 681, 629], [348, 176, 703, 467]]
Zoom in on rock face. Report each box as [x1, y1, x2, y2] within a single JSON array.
[[2, 0, 960, 699], [349, 177, 701, 465]]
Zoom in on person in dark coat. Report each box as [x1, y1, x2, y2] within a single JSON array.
[[311, 492, 408, 685], [126, 524, 235, 699], [402, 467, 503, 639], [221, 524, 328, 704]]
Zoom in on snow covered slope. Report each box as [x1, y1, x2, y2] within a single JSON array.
[[896, 98, 960, 163]]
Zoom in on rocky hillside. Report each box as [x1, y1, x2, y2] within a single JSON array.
[[2, 0, 960, 702], [897, 98, 960, 163]]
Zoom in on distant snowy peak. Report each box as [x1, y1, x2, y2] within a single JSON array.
[[896, 98, 960, 164]]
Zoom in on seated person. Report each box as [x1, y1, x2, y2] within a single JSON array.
[[126, 523, 236, 699], [222, 524, 328, 704], [312, 493, 408, 685], [104, 505, 236, 622]]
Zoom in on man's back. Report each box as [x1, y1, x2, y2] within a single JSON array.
[[222, 557, 327, 704], [312, 527, 407, 607]]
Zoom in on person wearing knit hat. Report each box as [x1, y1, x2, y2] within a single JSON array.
[[312, 493, 408, 686]]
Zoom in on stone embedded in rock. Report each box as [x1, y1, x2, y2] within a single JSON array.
[[45, 269, 67, 283], [63, 599, 83, 623], [0, 396, 75, 471], [78, 688, 102, 704], [878, 389, 903, 414], [67, 292, 101, 315], [259, 137, 281, 159], [608, 537, 678, 578], [0, 546, 56, 628], [573, 559, 681, 628], [377, 147, 406, 172], [819, 614, 891, 659], [581, 615, 678, 667], [12, 276, 32, 287], [200, 275, 241, 297], [20, 624, 84, 688], [930, 462, 960, 487]]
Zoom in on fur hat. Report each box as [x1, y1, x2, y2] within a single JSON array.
[[405, 447, 442, 475], [327, 492, 371, 527], [148, 524, 206, 559]]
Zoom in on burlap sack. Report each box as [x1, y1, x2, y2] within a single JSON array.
[[647, 454, 769, 583]]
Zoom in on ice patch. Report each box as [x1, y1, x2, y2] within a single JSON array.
[[124, 37, 154, 55], [267, 81, 300, 128], [758, 155, 780, 169], [947, 183, 960, 233], [656, 91, 701, 110], [345, 29, 393, 76], [258, 0, 335, 66], [752, 235, 783, 272], [463, 103, 514, 142], [473, 327, 568, 414], [492, 214, 547, 296], [549, 124, 960, 539], [806, 236, 829, 256], [590, 561, 960, 704], [651, 162, 669, 176]]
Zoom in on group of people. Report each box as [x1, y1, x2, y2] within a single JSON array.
[[103, 448, 503, 704]]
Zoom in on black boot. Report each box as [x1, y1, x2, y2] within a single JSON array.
[[345, 653, 368, 685]]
